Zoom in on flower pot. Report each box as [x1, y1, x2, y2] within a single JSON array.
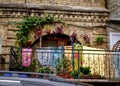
[[57, 74, 64, 78], [81, 75, 90, 79], [64, 74, 69, 79], [27, 40, 32, 45], [70, 76, 74, 79], [91, 75, 99, 79]]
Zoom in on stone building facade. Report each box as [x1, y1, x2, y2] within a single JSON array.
[[106, 0, 120, 50], [0, 0, 109, 69]]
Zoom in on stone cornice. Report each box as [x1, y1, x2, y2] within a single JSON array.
[[0, 3, 109, 12], [0, 3, 109, 27]]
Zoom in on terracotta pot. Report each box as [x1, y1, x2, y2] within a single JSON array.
[[57, 74, 64, 78], [27, 40, 32, 45], [81, 75, 90, 79], [64, 74, 69, 78], [70, 76, 74, 79], [92, 75, 99, 79]]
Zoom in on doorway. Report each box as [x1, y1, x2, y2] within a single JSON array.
[[42, 34, 70, 47]]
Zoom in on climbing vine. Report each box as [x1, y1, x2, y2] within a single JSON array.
[[15, 14, 60, 47]]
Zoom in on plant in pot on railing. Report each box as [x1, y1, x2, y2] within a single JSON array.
[[55, 25, 63, 35], [62, 58, 72, 78], [37, 67, 53, 78], [96, 36, 103, 45], [70, 70, 79, 79], [54, 58, 71, 78], [54, 58, 63, 75], [80, 66, 91, 79], [37, 67, 53, 74], [82, 34, 90, 44]]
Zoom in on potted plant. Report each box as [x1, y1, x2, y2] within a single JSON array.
[[55, 26, 63, 34], [37, 67, 52, 74], [54, 58, 63, 74], [54, 58, 71, 78], [96, 36, 103, 45], [70, 70, 79, 79], [82, 34, 90, 44], [80, 66, 91, 79]]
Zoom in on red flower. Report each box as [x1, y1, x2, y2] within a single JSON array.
[[74, 53, 78, 59], [37, 30, 42, 35]]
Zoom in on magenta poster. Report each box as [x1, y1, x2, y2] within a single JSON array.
[[22, 48, 32, 67]]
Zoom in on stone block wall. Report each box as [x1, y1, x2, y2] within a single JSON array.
[[108, 0, 120, 20], [0, 0, 109, 70], [0, 11, 108, 70], [107, 0, 120, 44], [108, 0, 117, 16]]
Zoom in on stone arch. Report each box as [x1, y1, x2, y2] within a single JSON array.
[[30, 33, 80, 48]]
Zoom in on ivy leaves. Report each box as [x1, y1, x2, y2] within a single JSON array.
[[15, 14, 59, 47]]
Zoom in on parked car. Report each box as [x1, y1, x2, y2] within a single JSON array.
[[0, 71, 93, 86]]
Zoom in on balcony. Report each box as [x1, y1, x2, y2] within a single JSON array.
[[9, 46, 120, 81]]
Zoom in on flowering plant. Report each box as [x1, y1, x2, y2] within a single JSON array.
[[69, 32, 77, 44], [82, 34, 90, 44]]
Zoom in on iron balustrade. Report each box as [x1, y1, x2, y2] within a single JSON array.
[[0, 54, 5, 70], [9, 46, 120, 80]]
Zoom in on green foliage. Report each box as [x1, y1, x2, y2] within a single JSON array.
[[96, 36, 103, 44], [70, 70, 79, 77], [54, 58, 62, 74], [15, 14, 60, 47], [54, 58, 71, 74], [37, 67, 53, 74], [80, 66, 91, 75], [70, 66, 91, 78]]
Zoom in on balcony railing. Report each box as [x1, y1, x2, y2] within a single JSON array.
[[0, 54, 5, 70], [9, 46, 120, 80]]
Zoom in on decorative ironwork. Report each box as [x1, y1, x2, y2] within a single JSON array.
[[9, 46, 116, 79]]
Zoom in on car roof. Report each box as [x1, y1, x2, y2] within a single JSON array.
[[0, 71, 93, 86]]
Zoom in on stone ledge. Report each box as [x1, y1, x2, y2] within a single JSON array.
[[0, 3, 109, 12], [68, 79, 120, 83]]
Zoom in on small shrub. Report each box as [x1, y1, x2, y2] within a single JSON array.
[[96, 36, 103, 44], [80, 66, 91, 75]]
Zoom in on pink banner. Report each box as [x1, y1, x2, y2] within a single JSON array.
[[22, 48, 32, 67]]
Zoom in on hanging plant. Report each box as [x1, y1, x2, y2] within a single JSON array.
[[96, 36, 103, 45], [15, 14, 60, 47], [82, 34, 90, 44], [55, 25, 63, 34], [69, 32, 77, 44]]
